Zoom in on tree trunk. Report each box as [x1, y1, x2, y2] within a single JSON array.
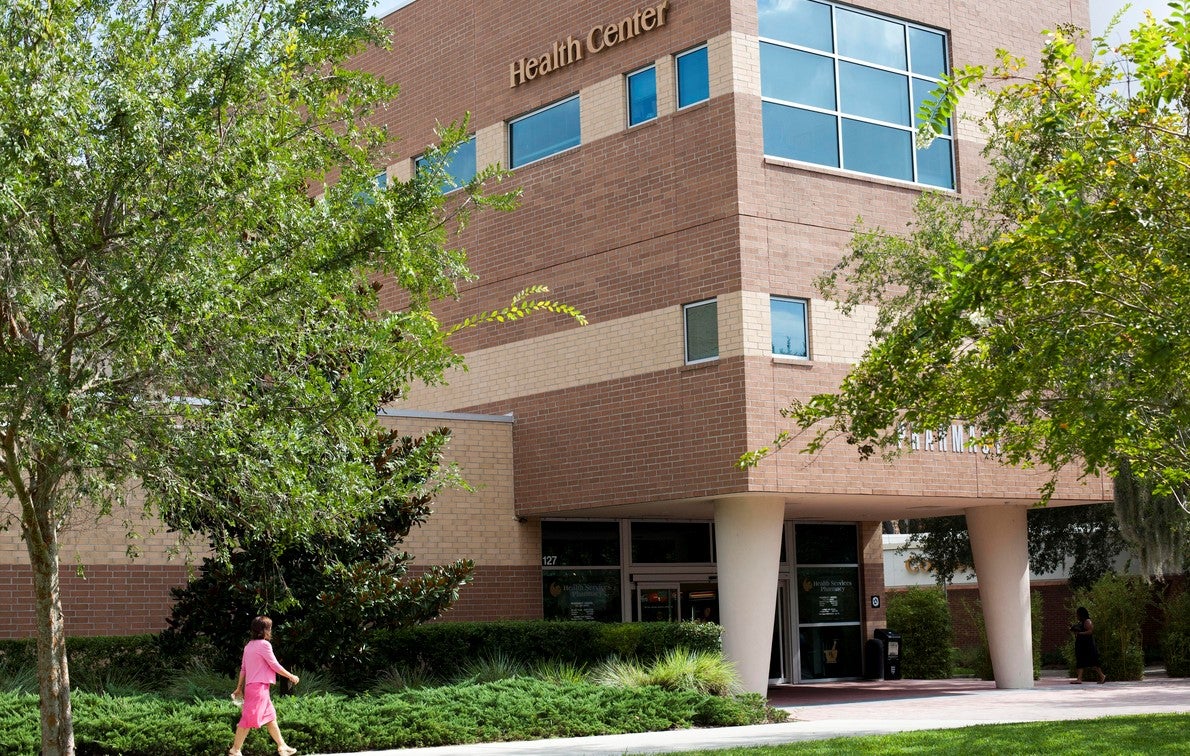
[[25, 521, 74, 756]]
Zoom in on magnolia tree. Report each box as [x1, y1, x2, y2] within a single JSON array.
[[742, 8, 1190, 575], [0, 1, 580, 753]]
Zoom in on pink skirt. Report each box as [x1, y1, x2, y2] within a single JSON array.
[[237, 682, 277, 729]]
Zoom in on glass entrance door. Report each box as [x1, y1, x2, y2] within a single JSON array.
[[636, 583, 680, 622]]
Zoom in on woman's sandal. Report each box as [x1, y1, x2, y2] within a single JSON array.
[[278, 747, 298, 756], [229, 750, 244, 756]]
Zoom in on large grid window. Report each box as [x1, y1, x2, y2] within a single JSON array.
[[627, 65, 658, 126], [509, 96, 581, 169], [758, 0, 953, 188], [415, 136, 477, 193]]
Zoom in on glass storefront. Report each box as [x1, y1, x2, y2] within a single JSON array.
[[541, 519, 865, 683]]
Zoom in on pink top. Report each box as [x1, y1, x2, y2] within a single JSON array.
[[241, 639, 287, 685]]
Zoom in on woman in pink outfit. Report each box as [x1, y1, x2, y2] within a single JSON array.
[[230, 616, 300, 756]]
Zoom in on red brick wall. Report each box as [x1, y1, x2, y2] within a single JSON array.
[[0, 563, 543, 638], [0, 564, 190, 639], [435, 565, 544, 622]]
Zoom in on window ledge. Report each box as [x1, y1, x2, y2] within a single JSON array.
[[771, 355, 813, 368], [763, 155, 957, 194], [682, 357, 720, 371]]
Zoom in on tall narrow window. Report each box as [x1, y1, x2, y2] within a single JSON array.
[[509, 96, 581, 168], [771, 296, 808, 358], [676, 45, 710, 109], [627, 65, 658, 126], [758, 0, 954, 188], [415, 135, 477, 193], [684, 299, 718, 364]]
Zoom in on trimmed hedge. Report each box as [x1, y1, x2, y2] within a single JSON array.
[[0, 679, 777, 756], [365, 620, 723, 680], [1, 621, 722, 693]]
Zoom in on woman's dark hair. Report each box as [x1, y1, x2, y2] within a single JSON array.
[[1076, 606, 1090, 621], [250, 616, 273, 640]]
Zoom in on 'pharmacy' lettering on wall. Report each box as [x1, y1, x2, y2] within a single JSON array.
[[509, 1, 671, 88]]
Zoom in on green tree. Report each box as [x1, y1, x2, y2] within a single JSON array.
[[0, 1, 580, 753], [742, 8, 1190, 576], [163, 427, 475, 678], [897, 503, 1126, 590]]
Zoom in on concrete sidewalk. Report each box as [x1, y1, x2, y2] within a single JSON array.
[[315, 673, 1190, 756]]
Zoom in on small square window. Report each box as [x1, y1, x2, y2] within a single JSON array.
[[676, 45, 710, 109], [771, 296, 808, 358], [627, 65, 658, 126], [684, 299, 718, 363]]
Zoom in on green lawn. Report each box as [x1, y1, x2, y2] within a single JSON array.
[[674, 714, 1190, 755]]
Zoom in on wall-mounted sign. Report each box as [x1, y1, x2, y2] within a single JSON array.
[[509, 1, 671, 88], [797, 567, 861, 624]]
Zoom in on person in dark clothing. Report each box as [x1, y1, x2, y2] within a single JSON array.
[[1070, 606, 1106, 684]]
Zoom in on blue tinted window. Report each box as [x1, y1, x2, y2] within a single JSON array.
[[761, 43, 835, 109], [763, 102, 838, 167], [416, 136, 477, 192], [771, 297, 808, 358], [839, 62, 909, 126], [676, 46, 710, 108], [509, 97, 581, 168], [758, 0, 952, 188], [837, 8, 905, 69], [628, 66, 658, 126], [916, 139, 954, 188], [758, 0, 832, 51], [841, 119, 912, 181], [909, 27, 947, 76]]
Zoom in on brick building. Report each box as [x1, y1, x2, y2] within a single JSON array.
[[0, 0, 1106, 693]]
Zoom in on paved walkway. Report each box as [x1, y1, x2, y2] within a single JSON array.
[[315, 672, 1190, 756]]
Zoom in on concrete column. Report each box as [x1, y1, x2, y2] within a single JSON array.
[[714, 496, 785, 695], [965, 504, 1033, 689]]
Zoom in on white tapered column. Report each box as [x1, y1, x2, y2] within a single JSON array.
[[714, 496, 785, 695], [966, 504, 1034, 689]]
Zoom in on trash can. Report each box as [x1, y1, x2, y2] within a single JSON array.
[[863, 637, 885, 680], [874, 628, 902, 680]]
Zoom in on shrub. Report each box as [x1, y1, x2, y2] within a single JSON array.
[[0, 677, 775, 755], [454, 652, 527, 684], [369, 661, 439, 693], [365, 620, 720, 685], [1067, 574, 1147, 681], [886, 587, 954, 679], [529, 659, 587, 685], [1161, 589, 1190, 677]]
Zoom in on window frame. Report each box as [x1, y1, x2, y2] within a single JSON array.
[[626, 63, 659, 127], [683, 298, 719, 365], [508, 95, 582, 169], [675, 44, 710, 110], [758, 0, 953, 189], [770, 295, 810, 360]]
